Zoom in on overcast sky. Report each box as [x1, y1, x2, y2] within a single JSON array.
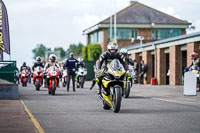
[[3, 0, 200, 67]]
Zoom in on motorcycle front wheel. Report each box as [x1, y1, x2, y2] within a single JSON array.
[[51, 81, 56, 95], [81, 80, 84, 88], [36, 79, 40, 91], [124, 82, 131, 98], [112, 86, 122, 113]]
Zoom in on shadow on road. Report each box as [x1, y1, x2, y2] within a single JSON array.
[[127, 96, 151, 99], [120, 108, 188, 114]]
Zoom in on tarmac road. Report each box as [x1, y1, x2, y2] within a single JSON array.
[[19, 82, 200, 133]]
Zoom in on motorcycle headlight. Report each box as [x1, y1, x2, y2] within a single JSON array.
[[51, 71, 57, 76], [115, 76, 120, 80]]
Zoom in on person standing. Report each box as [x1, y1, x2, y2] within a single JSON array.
[[63, 52, 78, 92], [139, 60, 147, 84]]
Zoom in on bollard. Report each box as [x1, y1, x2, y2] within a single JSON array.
[[184, 72, 197, 96]]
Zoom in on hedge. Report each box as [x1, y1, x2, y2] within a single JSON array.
[[82, 44, 102, 61]]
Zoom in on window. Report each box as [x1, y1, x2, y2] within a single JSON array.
[[98, 30, 103, 43], [132, 29, 138, 39], [108, 28, 138, 40], [89, 32, 98, 44], [152, 29, 181, 40], [118, 28, 131, 39]]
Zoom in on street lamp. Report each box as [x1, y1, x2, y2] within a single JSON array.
[[137, 36, 144, 49]]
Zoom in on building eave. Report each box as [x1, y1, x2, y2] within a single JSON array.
[[83, 23, 190, 35], [100, 23, 190, 29], [127, 31, 200, 54]]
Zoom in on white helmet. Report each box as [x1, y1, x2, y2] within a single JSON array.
[[36, 56, 41, 62], [107, 42, 118, 56], [107, 42, 118, 50], [120, 48, 128, 55], [49, 54, 56, 62], [78, 57, 83, 62]]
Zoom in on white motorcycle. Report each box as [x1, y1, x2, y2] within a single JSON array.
[[62, 69, 68, 87], [129, 67, 137, 85], [76, 67, 87, 88]]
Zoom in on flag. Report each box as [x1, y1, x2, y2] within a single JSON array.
[[0, 0, 10, 55]]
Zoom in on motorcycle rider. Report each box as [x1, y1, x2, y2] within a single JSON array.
[[76, 57, 86, 69], [32, 56, 44, 84], [32, 56, 44, 71], [75, 57, 86, 87], [120, 48, 135, 67], [44, 54, 60, 87], [188, 52, 200, 70], [96, 42, 128, 95], [20, 62, 28, 72], [20, 62, 31, 82]]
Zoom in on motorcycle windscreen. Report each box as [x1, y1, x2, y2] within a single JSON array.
[[110, 59, 124, 71]]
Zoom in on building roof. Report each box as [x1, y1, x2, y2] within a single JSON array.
[[125, 31, 200, 53], [83, 1, 190, 34], [102, 2, 189, 25]]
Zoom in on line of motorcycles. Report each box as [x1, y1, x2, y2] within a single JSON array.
[[17, 60, 137, 113], [17, 66, 88, 96]]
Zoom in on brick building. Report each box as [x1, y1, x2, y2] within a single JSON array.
[[126, 32, 200, 85], [83, 1, 190, 52]]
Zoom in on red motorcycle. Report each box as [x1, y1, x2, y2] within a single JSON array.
[[33, 66, 44, 91], [21, 69, 30, 87], [47, 66, 60, 95]]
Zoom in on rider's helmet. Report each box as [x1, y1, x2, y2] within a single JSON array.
[[49, 54, 56, 63], [190, 52, 198, 60], [78, 57, 83, 63], [22, 62, 26, 67], [36, 56, 41, 63], [107, 42, 118, 56], [120, 48, 128, 56]]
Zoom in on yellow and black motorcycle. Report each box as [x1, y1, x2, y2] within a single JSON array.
[[99, 59, 126, 113]]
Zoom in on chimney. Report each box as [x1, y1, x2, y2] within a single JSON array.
[[130, 1, 137, 5]]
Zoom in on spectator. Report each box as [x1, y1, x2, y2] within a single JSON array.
[[139, 60, 147, 84]]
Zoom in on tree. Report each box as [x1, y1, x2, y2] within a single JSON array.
[[54, 47, 66, 58], [66, 43, 84, 57], [32, 44, 51, 59]]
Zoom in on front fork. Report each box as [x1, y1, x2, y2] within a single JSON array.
[[48, 78, 57, 89]]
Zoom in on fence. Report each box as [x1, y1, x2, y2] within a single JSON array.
[[84, 61, 95, 81], [0, 61, 16, 83]]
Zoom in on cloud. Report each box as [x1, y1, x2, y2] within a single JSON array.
[[73, 14, 107, 30], [157, 7, 180, 19], [2, 0, 200, 67]]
